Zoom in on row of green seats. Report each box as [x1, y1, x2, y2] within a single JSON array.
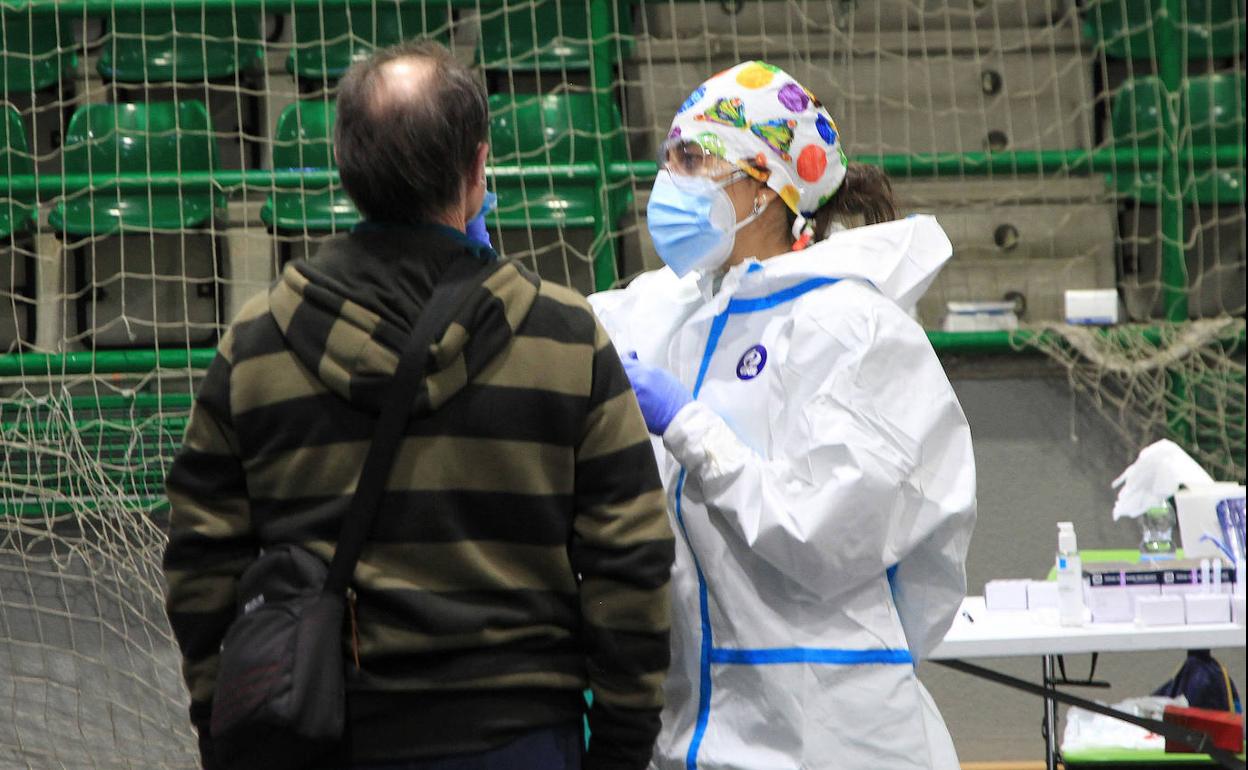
[[1110, 73, 1245, 204], [0, 394, 187, 517], [1084, 0, 1244, 60], [260, 93, 632, 234], [1, 93, 630, 240], [1, 0, 631, 93]]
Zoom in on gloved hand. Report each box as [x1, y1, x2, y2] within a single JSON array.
[[466, 190, 497, 248], [622, 353, 692, 435]]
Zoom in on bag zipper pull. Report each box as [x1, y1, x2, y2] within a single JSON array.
[[346, 587, 361, 671]]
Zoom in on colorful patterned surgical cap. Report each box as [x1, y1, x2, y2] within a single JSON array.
[[667, 61, 848, 218]]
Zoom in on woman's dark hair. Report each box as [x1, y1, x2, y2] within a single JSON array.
[[784, 162, 899, 239], [334, 41, 489, 226]]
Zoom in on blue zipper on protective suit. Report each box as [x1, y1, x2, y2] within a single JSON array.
[[672, 276, 913, 770]]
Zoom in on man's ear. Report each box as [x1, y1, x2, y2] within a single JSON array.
[[474, 142, 490, 185]]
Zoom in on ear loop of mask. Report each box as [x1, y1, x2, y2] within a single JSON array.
[[731, 188, 771, 234]]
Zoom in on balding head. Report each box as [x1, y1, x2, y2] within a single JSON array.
[[335, 41, 489, 227], [369, 56, 434, 113]]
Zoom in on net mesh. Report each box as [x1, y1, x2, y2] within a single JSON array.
[[0, 0, 1244, 765]]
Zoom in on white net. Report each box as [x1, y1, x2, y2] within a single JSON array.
[[0, 0, 1244, 766]]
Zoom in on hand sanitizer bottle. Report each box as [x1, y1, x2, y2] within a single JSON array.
[[1057, 522, 1085, 627]]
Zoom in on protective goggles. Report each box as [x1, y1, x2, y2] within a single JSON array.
[[658, 138, 757, 192]]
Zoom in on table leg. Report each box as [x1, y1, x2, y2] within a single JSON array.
[[1043, 655, 1058, 770]]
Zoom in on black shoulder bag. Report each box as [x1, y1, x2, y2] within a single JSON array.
[[208, 257, 500, 770]]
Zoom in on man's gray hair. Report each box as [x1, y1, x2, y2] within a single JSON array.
[[335, 40, 489, 226]]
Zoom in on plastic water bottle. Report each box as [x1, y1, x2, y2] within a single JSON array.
[[1057, 522, 1086, 627]]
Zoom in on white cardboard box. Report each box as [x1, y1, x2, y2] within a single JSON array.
[[1136, 595, 1186, 626], [1085, 584, 1160, 623], [1064, 289, 1119, 325], [1027, 580, 1059, 610], [985, 579, 1030, 611], [1174, 483, 1246, 559], [1085, 587, 1132, 622], [1184, 593, 1231, 624]]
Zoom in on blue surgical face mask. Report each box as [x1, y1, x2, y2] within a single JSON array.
[[646, 170, 769, 277]]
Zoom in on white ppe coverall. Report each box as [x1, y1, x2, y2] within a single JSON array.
[[588, 215, 976, 770]]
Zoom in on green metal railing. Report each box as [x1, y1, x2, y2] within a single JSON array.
[[0, 3, 1239, 355], [0, 0, 1242, 519]]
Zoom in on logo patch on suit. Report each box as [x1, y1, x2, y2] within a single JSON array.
[[737, 345, 767, 380]]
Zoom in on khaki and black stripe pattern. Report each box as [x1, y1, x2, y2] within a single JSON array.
[[163, 228, 673, 767]]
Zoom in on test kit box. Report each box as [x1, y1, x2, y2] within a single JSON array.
[[1082, 560, 1233, 623], [1083, 560, 1236, 591]]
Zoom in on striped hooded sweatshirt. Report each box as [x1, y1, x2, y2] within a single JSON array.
[[163, 224, 674, 768]]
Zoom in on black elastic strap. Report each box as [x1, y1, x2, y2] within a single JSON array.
[[323, 255, 500, 596]]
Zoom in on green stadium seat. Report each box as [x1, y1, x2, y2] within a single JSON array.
[[1, 9, 77, 93], [1109, 76, 1168, 148], [1188, 72, 1245, 147], [49, 101, 221, 236], [97, 6, 264, 83], [261, 100, 361, 233], [1083, 0, 1245, 60], [488, 93, 631, 228], [478, 0, 632, 71], [0, 106, 36, 240], [1110, 76, 1245, 205], [286, 2, 451, 83]]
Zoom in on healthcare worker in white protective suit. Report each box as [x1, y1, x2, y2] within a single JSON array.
[[588, 61, 977, 770]]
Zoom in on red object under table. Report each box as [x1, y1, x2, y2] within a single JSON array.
[[1163, 705, 1244, 754]]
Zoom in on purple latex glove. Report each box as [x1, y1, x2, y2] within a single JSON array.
[[466, 190, 496, 248], [622, 353, 693, 435]]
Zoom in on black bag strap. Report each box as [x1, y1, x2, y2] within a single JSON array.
[[323, 255, 501, 596]]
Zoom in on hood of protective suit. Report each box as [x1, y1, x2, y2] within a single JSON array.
[[737, 214, 952, 313], [268, 225, 536, 413]]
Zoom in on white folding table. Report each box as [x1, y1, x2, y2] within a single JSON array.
[[928, 597, 1246, 770]]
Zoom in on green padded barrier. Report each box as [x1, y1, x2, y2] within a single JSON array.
[[285, 1, 450, 82], [0, 105, 36, 240], [97, 5, 264, 82], [0, 9, 77, 94], [261, 99, 361, 233], [1110, 76, 1245, 205], [478, 0, 632, 71], [49, 101, 221, 236], [487, 92, 630, 227], [1083, 0, 1246, 61]]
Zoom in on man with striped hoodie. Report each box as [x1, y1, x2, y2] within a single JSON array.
[[163, 41, 674, 770]]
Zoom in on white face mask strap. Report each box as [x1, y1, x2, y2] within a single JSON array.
[[732, 191, 771, 233]]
